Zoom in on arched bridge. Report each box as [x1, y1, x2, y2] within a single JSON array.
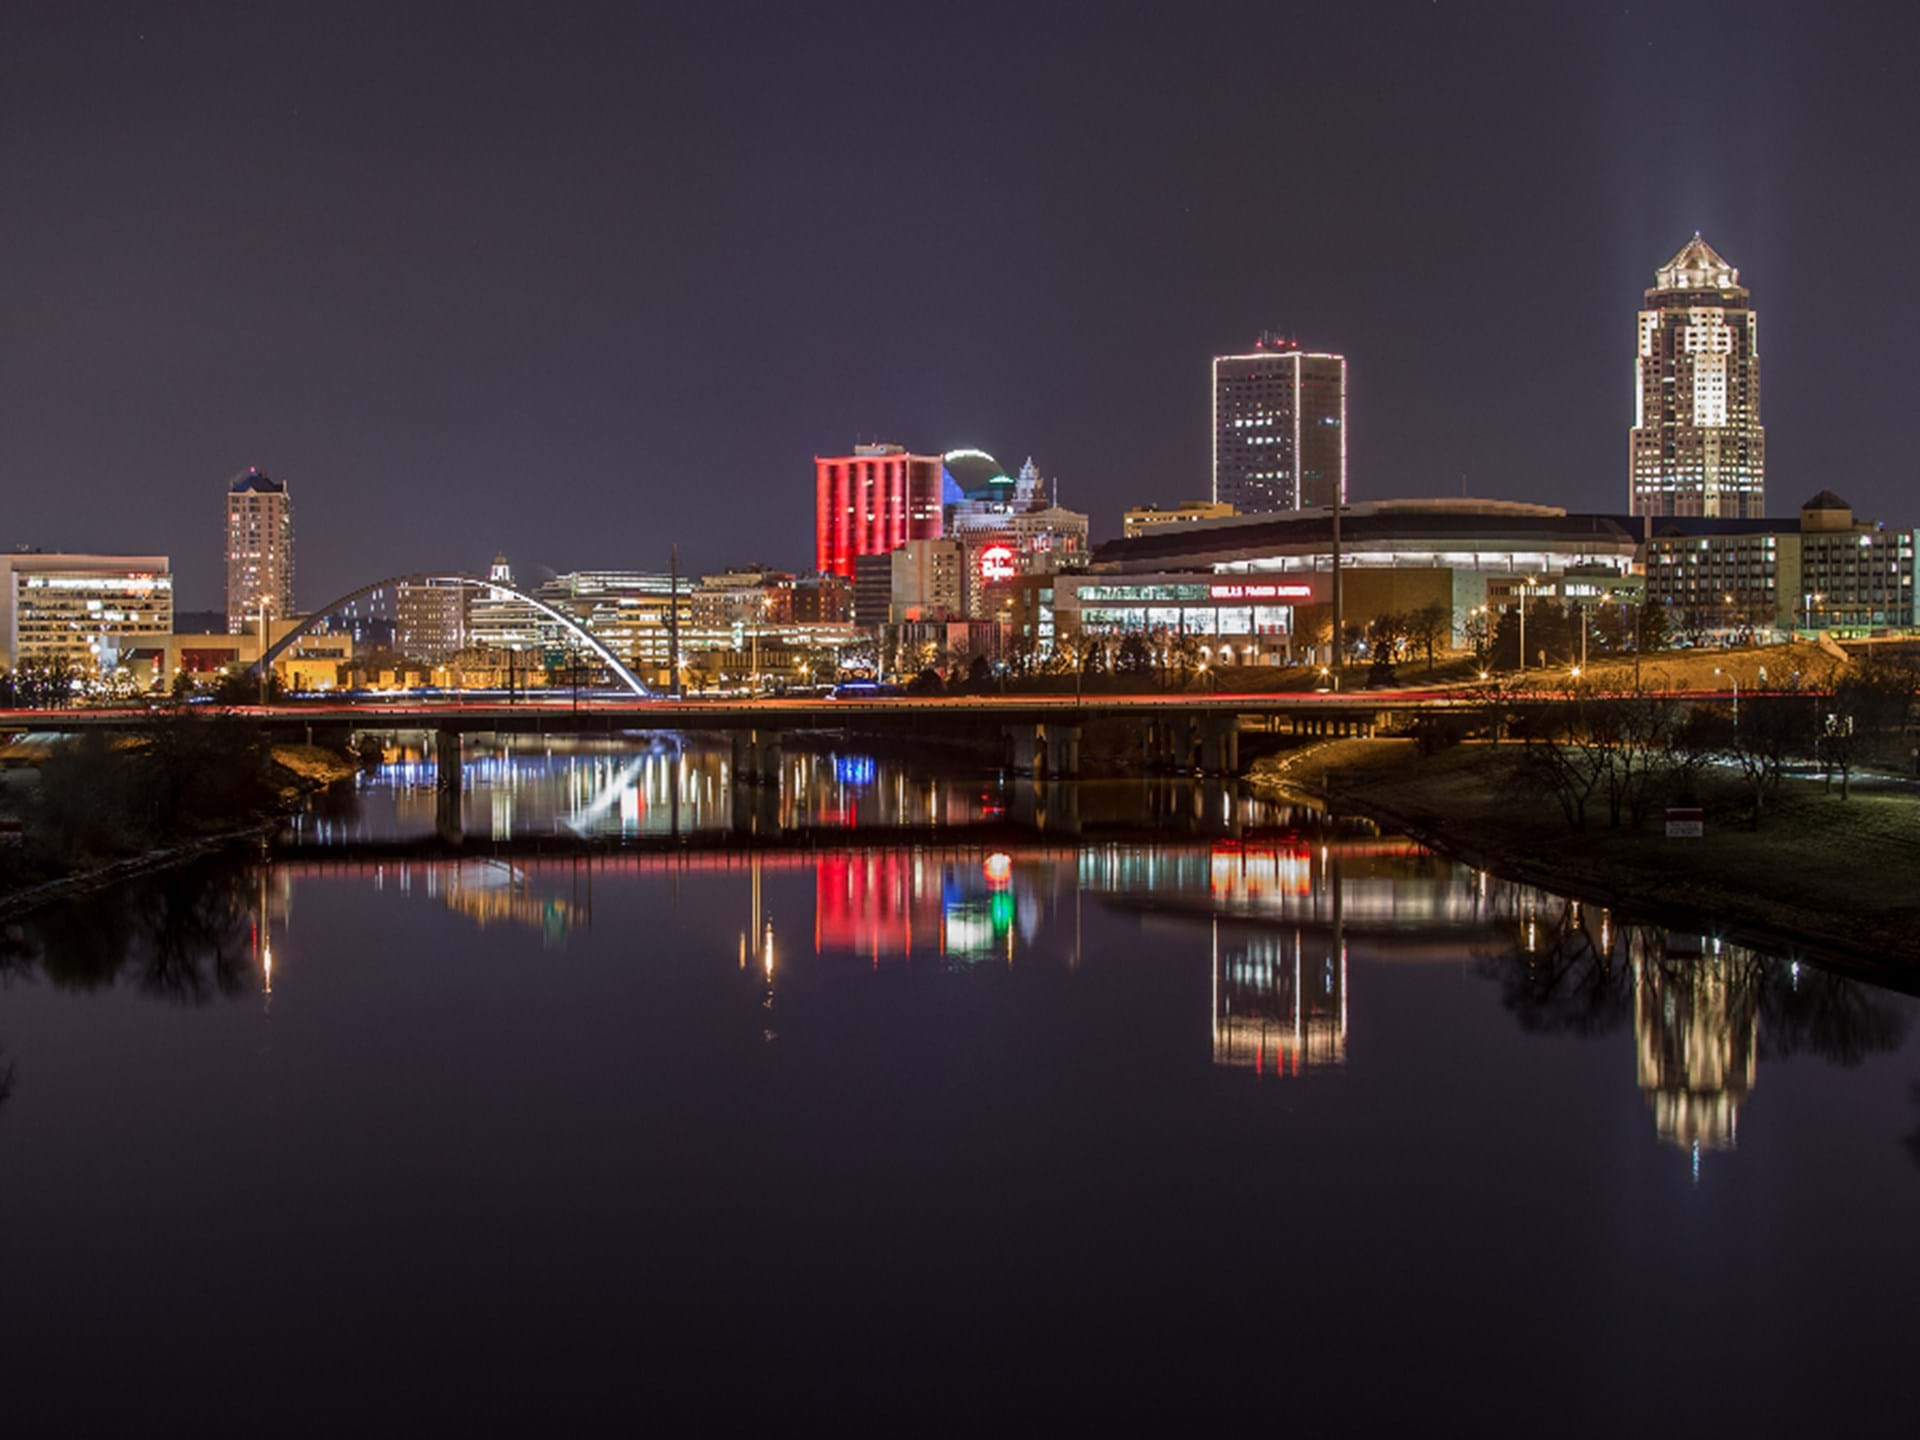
[[256, 573, 651, 698]]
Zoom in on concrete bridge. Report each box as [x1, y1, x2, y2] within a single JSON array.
[[8, 688, 1480, 784]]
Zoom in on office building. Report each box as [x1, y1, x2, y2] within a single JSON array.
[[886, 539, 965, 623], [535, 569, 708, 682], [693, 568, 791, 628], [1124, 501, 1235, 538], [1641, 490, 1918, 632], [0, 552, 173, 673], [396, 581, 470, 662], [782, 572, 853, 624], [466, 555, 550, 653], [852, 552, 894, 629], [814, 443, 945, 579], [939, 453, 1090, 618], [225, 468, 295, 633], [957, 507, 1091, 620], [1212, 340, 1347, 514], [1630, 235, 1765, 518]]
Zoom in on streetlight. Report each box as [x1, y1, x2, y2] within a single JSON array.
[[1803, 591, 1823, 632], [257, 600, 270, 706], [1714, 666, 1739, 729], [1515, 577, 1536, 672]]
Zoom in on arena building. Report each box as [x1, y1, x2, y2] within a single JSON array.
[[1052, 499, 1644, 662]]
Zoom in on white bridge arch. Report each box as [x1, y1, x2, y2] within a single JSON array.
[[256, 573, 652, 697]]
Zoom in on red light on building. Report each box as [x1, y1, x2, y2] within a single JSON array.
[[977, 544, 1016, 583], [1208, 581, 1314, 601], [814, 447, 944, 579]]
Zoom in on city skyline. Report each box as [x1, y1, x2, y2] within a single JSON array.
[[3, 4, 1916, 612]]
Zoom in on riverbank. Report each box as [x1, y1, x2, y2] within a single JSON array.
[[1250, 737, 1920, 974], [0, 741, 360, 919]]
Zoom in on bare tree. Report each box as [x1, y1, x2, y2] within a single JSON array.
[[1407, 602, 1450, 674]]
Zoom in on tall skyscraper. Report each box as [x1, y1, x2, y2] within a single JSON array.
[[813, 443, 944, 579], [1211, 341, 1347, 514], [225, 468, 295, 634], [1630, 234, 1765, 519]]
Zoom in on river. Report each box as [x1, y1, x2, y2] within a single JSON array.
[[1, 736, 1914, 1430]]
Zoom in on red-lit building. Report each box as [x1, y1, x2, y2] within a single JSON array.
[[814, 443, 944, 579]]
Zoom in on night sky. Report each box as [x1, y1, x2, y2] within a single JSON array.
[[3, 2, 1915, 609]]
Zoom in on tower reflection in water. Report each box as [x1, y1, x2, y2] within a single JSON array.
[[1212, 923, 1347, 1076], [1634, 939, 1758, 1155]]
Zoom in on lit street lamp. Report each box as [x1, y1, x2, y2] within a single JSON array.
[[1714, 666, 1739, 729]]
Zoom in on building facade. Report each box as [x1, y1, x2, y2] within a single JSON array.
[[1212, 342, 1346, 514], [693, 569, 792, 628], [535, 569, 703, 680], [466, 555, 550, 653], [395, 581, 470, 663], [783, 572, 853, 624], [0, 553, 174, 673], [1123, 500, 1235, 538], [1642, 491, 1919, 632], [1075, 497, 1645, 658], [851, 552, 893, 630], [225, 468, 295, 633], [886, 539, 964, 623], [1629, 235, 1765, 519], [814, 443, 945, 579]]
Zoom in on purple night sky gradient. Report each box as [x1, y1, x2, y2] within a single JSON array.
[[2, 2, 1915, 608]]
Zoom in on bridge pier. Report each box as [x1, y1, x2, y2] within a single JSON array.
[[1199, 716, 1240, 775], [730, 728, 784, 786], [435, 727, 462, 793], [1161, 715, 1196, 773], [1006, 724, 1043, 776], [729, 775, 781, 837], [1045, 724, 1081, 779], [434, 727, 463, 847]]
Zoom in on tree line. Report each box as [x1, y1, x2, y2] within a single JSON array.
[[1477, 658, 1919, 832]]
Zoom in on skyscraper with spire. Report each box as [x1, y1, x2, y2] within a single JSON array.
[[1629, 235, 1765, 518]]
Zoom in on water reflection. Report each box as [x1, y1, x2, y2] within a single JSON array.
[[295, 737, 1028, 844], [5, 859, 257, 1001], [1212, 922, 1347, 1075], [2, 816, 1913, 1175], [1478, 890, 1911, 1164], [1636, 948, 1756, 1153], [287, 737, 1320, 848]]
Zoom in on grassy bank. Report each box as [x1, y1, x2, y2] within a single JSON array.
[[1252, 737, 1920, 970]]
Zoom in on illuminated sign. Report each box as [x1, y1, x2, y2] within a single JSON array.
[[978, 544, 1017, 583], [1208, 582, 1313, 601]]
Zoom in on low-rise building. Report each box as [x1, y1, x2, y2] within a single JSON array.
[[1123, 501, 1236, 538], [1642, 490, 1918, 633], [0, 552, 174, 675], [783, 571, 853, 624], [1083, 498, 1643, 659], [693, 568, 792, 627]]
